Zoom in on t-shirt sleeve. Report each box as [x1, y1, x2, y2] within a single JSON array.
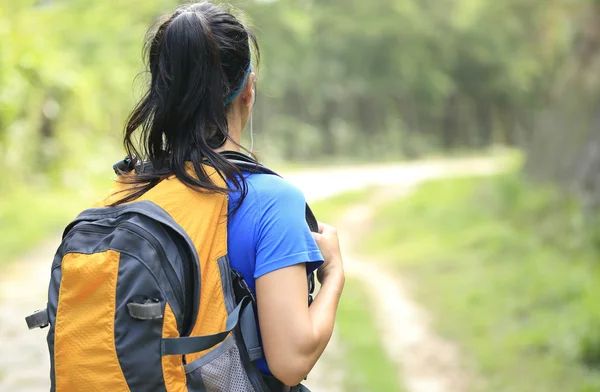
[[253, 177, 324, 279]]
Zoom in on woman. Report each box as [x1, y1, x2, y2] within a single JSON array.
[[116, 1, 345, 388]]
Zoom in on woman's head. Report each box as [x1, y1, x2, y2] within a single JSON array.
[[116, 1, 259, 205]]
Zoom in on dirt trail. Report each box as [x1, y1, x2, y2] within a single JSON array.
[[287, 157, 502, 392], [338, 191, 469, 392], [0, 237, 58, 391], [0, 157, 503, 391]]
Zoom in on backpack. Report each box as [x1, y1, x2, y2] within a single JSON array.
[[26, 152, 317, 392]]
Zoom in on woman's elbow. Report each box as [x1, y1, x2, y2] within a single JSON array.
[[269, 356, 313, 387], [266, 340, 318, 386]]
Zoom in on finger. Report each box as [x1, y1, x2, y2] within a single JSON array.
[[311, 232, 323, 242], [317, 221, 331, 234], [317, 222, 325, 234]]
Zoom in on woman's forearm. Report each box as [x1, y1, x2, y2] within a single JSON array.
[[308, 266, 345, 359], [273, 267, 344, 386], [258, 257, 345, 386]]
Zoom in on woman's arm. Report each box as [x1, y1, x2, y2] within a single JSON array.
[[256, 223, 344, 386]]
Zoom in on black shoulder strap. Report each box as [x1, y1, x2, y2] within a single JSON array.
[[219, 151, 319, 233], [219, 151, 318, 305]]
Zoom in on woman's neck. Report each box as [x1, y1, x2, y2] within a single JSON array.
[[214, 110, 245, 152], [215, 139, 241, 153]]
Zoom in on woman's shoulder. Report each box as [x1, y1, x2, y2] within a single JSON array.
[[245, 173, 306, 207]]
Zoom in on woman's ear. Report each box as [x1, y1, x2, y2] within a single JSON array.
[[242, 72, 256, 107]]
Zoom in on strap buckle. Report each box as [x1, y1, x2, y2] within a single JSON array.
[[112, 157, 134, 175], [231, 269, 256, 304], [25, 308, 49, 330]]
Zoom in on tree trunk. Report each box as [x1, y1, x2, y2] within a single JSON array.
[[320, 100, 336, 156], [525, 1, 600, 207], [475, 100, 493, 147], [442, 93, 459, 150]]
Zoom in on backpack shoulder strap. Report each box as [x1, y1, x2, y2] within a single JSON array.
[[221, 152, 319, 306]]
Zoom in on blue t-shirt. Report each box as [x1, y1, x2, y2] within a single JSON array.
[[227, 172, 323, 375]]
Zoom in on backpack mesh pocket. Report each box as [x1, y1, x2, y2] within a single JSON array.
[[186, 335, 255, 392]]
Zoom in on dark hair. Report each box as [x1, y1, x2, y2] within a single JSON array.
[[112, 1, 259, 206]]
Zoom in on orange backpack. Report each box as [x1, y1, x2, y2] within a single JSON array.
[[26, 153, 317, 392]]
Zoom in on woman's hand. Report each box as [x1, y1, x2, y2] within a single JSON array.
[[312, 222, 344, 284]]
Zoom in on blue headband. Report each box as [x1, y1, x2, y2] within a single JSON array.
[[224, 64, 252, 106]]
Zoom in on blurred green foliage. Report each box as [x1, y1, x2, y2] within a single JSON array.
[[0, 0, 176, 192], [0, 0, 175, 259], [0, 176, 112, 263], [365, 173, 600, 391], [1, 0, 593, 187], [247, 0, 580, 159], [0, 189, 71, 262]]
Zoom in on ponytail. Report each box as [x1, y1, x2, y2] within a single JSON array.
[[112, 2, 259, 208]]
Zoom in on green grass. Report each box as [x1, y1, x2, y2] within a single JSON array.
[[310, 188, 373, 223], [364, 173, 600, 392], [336, 278, 404, 392], [0, 178, 112, 264]]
